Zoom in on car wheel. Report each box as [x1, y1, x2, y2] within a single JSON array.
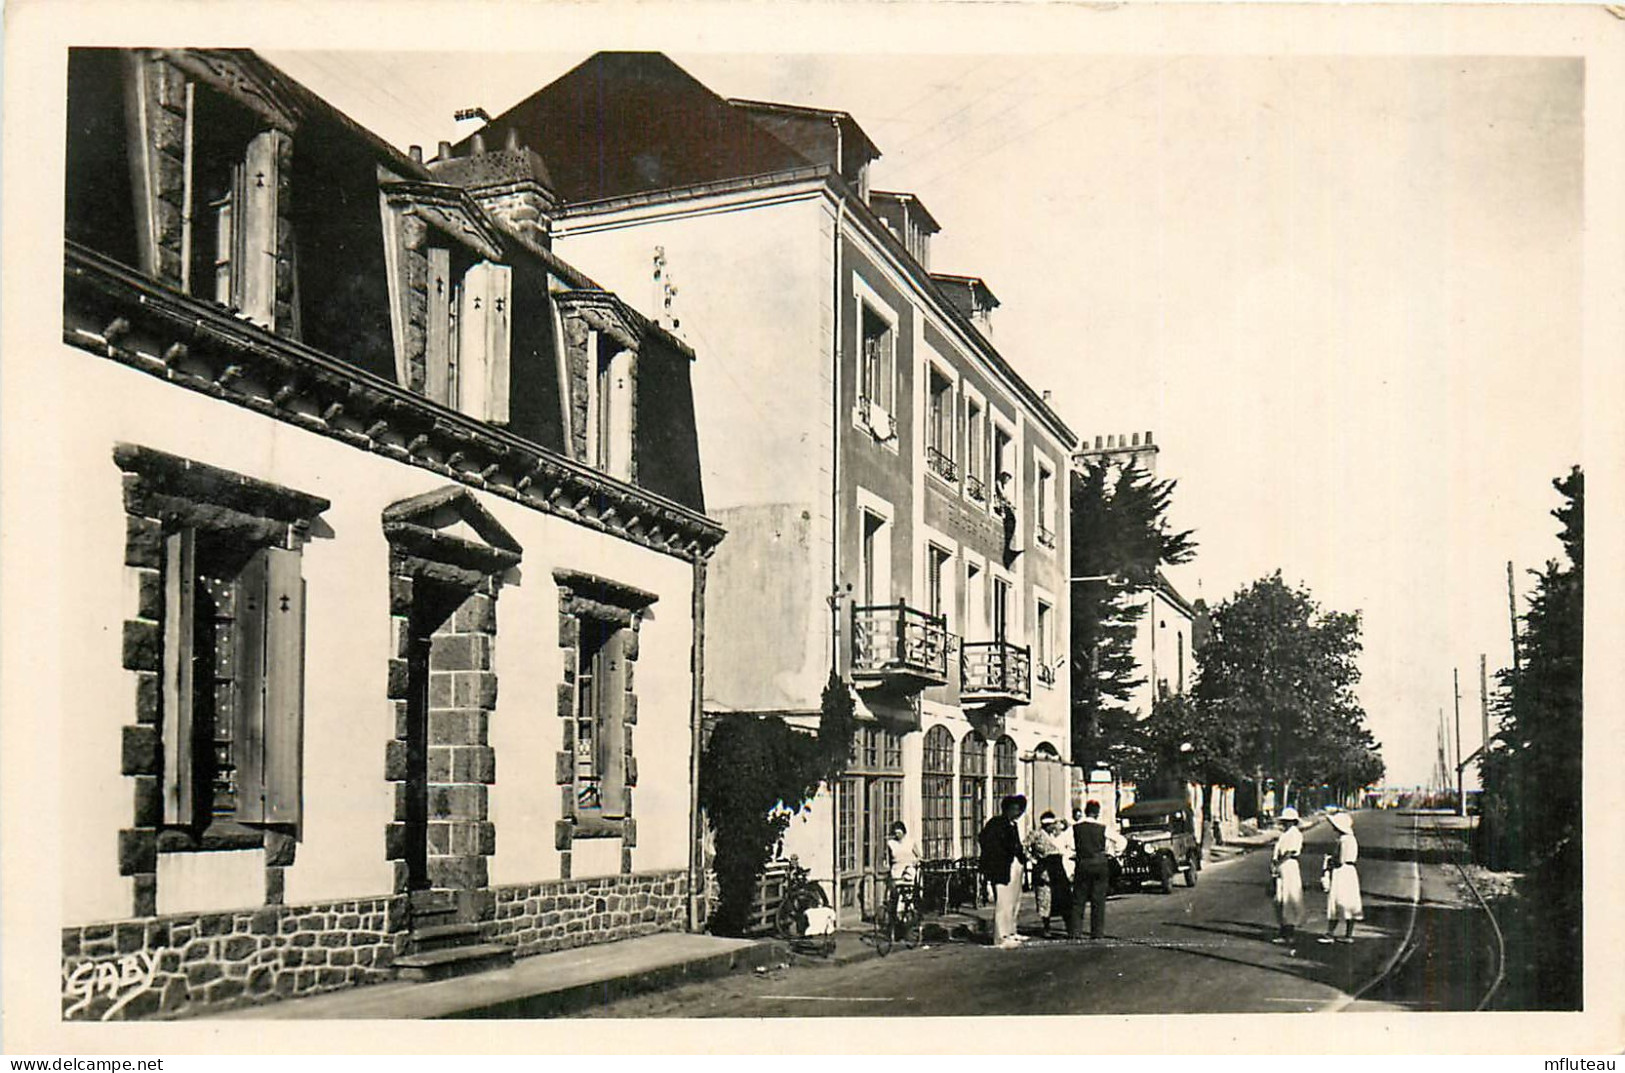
[[1184, 852, 1199, 887], [1158, 854, 1175, 894]]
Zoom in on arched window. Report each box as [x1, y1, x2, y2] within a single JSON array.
[[993, 735, 1019, 804], [922, 726, 955, 861], [958, 731, 988, 858]]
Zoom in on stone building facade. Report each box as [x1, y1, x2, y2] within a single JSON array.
[[54, 48, 722, 1020], [460, 54, 1078, 922]]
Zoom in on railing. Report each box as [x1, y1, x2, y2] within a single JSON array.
[[960, 640, 1032, 703], [1035, 523, 1055, 549], [851, 601, 950, 685], [1036, 662, 1056, 687], [966, 472, 986, 503], [926, 445, 959, 482]]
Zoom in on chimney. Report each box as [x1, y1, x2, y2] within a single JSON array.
[[505, 127, 520, 152], [409, 145, 423, 165], [470, 132, 487, 155], [437, 140, 453, 162]]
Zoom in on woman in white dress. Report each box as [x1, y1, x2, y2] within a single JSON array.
[[1319, 810, 1363, 944], [1269, 806, 1304, 944]]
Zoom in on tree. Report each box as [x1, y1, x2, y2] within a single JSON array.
[[1192, 572, 1379, 811], [1478, 466, 1581, 1008], [1070, 460, 1196, 772], [697, 672, 858, 936]]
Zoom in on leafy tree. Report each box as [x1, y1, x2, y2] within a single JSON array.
[[1479, 466, 1581, 1008], [1192, 572, 1379, 810], [1070, 460, 1196, 772], [698, 672, 858, 936]]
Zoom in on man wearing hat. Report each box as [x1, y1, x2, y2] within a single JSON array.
[[1269, 806, 1305, 944]]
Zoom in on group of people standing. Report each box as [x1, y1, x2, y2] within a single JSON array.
[[892, 792, 1366, 953], [1270, 807, 1364, 946], [975, 794, 1125, 949]]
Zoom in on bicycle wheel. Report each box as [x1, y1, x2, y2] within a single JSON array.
[[874, 901, 894, 957], [775, 885, 829, 942], [899, 901, 923, 949]]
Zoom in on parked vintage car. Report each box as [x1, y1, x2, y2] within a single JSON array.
[[1113, 798, 1202, 894]]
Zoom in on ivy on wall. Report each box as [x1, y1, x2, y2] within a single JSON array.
[[699, 672, 856, 936]]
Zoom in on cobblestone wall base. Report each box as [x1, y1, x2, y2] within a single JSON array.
[[492, 870, 687, 958], [61, 895, 401, 1021]]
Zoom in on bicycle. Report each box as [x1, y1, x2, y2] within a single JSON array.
[[874, 866, 924, 957], [773, 856, 835, 953]]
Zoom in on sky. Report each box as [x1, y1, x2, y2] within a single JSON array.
[[265, 48, 1585, 788]]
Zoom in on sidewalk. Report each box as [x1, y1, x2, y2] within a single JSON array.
[[199, 930, 787, 1020]]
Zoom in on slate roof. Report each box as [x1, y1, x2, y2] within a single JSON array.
[[456, 52, 816, 203]]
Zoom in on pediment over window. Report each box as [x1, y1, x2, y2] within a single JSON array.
[[380, 180, 505, 261], [383, 485, 522, 575], [554, 291, 642, 353], [161, 49, 303, 133]]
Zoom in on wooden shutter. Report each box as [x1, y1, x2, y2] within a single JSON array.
[[425, 246, 454, 404], [262, 546, 306, 825], [456, 261, 512, 424], [233, 549, 269, 822], [598, 629, 628, 819], [606, 348, 635, 480], [237, 129, 285, 329], [162, 530, 197, 825]]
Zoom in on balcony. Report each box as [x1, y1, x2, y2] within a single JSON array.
[[1035, 523, 1056, 549], [960, 640, 1032, 706], [966, 472, 986, 503], [851, 602, 950, 689], [926, 445, 958, 483]]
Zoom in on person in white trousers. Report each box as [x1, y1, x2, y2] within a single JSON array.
[[979, 794, 1029, 949]]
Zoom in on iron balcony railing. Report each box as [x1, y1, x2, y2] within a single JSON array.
[[960, 640, 1032, 704], [966, 472, 986, 502], [926, 445, 959, 483], [851, 601, 950, 686], [1035, 523, 1056, 549]]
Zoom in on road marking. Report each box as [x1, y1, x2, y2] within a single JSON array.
[[760, 995, 901, 1002]]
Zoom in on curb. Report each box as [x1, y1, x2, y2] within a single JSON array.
[[443, 938, 791, 1019]]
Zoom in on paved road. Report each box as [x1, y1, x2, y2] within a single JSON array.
[[581, 810, 1488, 1017]]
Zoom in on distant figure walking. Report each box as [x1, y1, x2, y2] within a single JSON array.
[[979, 794, 1029, 949], [1269, 806, 1304, 944], [1067, 800, 1121, 941], [1026, 811, 1072, 936], [1319, 811, 1363, 944]]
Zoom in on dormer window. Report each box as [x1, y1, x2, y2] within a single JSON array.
[[182, 85, 289, 330], [424, 244, 511, 426], [585, 331, 634, 480], [380, 182, 513, 426]]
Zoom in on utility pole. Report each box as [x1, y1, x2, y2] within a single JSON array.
[[1479, 654, 1491, 763], [1454, 668, 1465, 817], [1507, 561, 1521, 676]]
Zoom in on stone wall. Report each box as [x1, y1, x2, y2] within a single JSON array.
[[61, 894, 402, 1022], [491, 870, 686, 958]]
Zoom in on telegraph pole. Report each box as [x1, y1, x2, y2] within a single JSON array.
[[1507, 561, 1521, 676], [1454, 668, 1465, 817], [1479, 654, 1491, 762]]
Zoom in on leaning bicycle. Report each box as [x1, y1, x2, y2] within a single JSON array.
[[773, 856, 835, 953], [874, 866, 924, 957]]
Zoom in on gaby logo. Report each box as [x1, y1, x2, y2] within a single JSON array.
[[62, 950, 160, 1020]]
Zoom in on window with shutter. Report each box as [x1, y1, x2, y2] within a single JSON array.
[[162, 532, 307, 832], [456, 261, 512, 426], [184, 83, 286, 329]]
